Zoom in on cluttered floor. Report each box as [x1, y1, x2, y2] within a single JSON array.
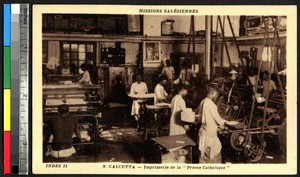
[[44, 106, 286, 164]]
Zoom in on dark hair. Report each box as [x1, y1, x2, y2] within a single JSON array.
[[175, 83, 188, 94], [80, 63, 88, 71], [263, 70, 269, 76], [135, 73, 142, 77], [158, 75, 168, 82], [58, 104, 69, 115], [206, 82, 222, 95], [249, 67, 259, 76], [166, 59, 171, 66]]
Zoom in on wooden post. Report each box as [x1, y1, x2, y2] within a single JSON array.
[[205, 16, 212, 80]]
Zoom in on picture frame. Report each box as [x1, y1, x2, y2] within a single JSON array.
[[143, 41, 161, 63], [127, 15, 142, 34]]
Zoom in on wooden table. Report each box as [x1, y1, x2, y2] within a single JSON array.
[[128, 93, 155, 100], [151, 134, 196, 152], [144, 103, 171, 140], [146, 103, 171, 110], [150, 134, 197, 163]]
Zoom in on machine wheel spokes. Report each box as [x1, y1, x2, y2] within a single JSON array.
[[230, 131, 251, 151], [244, 139, 266, 163]]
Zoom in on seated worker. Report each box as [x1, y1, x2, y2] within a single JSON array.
[[154, 75, 169, 104], [87, 59, 96, 84], [129, 73, 149, 130], [69, 62, 77, 74], [169, 84, 188, 136], [178, 60, 192, 85], [262, 70, 277, 98], [78, 63, 92, 85], [46, 104, 81, 158], [161, 59, 175, 81], [197, 83, 237, 163]]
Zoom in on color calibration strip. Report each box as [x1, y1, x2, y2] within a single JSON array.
[[3, 3, 11, 174], [3, 4, 30, 174], [10, 4, 21, 174], [18, 4, 30, 174]]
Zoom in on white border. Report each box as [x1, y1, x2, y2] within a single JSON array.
[[32, 5, 297, 174]]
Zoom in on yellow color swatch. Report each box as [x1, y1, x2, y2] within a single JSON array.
[[4, 89, 11, 131]]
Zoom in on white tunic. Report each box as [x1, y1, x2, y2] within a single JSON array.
[[198, 98, 226, 159], [78, 70, 92, 85], [130, 82, 148, 117], [129, 82, 148, 95], [169, 95, 187, 136], [154, 83, 168, 104]]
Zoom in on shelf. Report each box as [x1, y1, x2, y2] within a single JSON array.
[[43, 32, 286, 44], [43, 33, 142, 42], [43, 84, 102, 90], [236, 31, 286, 41], [43, 33, 222, 44], [43, 96, 99, 99]]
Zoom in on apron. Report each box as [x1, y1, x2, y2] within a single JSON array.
[[169, 95, 186, 136], [198, 99, 222, 161], [198, 126, 222, 161], [131, 100, 143, 120]]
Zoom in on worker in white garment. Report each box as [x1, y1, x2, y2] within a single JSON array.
[[78, 63, 92, 85], [130, 74, 148, 95], [169, 84, 188, 136], [130, 73, 148, 130], [197, 83, 237, 163], [154, 75, 169, 104]]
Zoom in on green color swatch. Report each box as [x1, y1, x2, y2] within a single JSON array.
[[4, 47, 11, 88]]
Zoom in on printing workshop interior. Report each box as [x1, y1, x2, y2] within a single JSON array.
[[42, 14, 287, 163]]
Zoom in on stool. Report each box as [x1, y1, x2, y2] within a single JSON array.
[[144, 126, 159, 140]]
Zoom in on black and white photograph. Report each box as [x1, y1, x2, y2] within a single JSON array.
[[32, 5, 297, 175], [144, 41, 161, 62]]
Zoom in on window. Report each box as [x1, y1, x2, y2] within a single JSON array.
[[61, 42, 95, 74]]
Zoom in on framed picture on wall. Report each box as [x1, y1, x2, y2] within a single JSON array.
[[143, 41, 161, 63], [127, 15, 143, 34]]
